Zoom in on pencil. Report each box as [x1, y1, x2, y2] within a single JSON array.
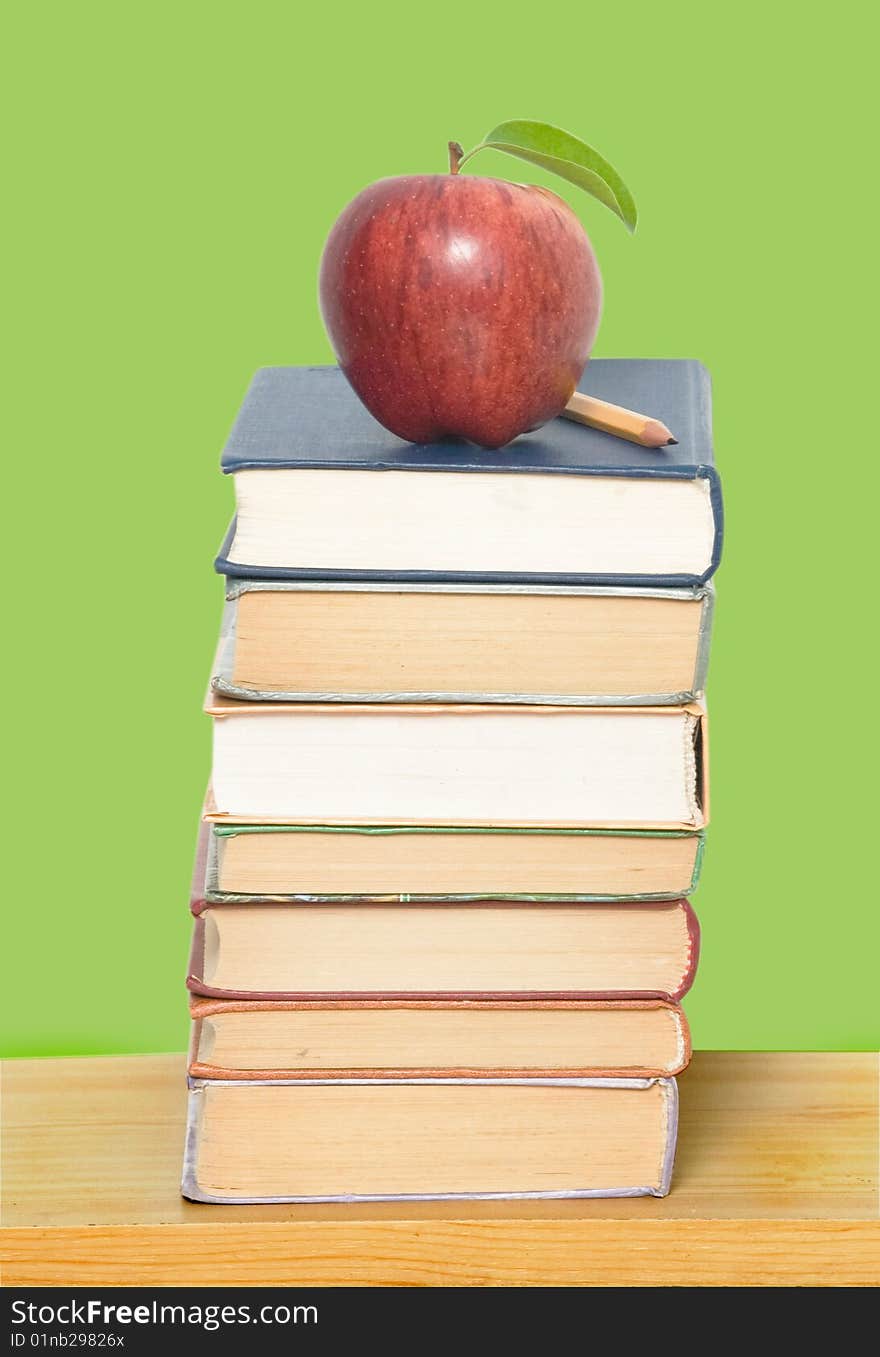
[[562, 391, 678, 448]]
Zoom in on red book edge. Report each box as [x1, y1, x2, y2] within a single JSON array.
[[187, 997, 692, 1081], [185, 898, 700, 1002]]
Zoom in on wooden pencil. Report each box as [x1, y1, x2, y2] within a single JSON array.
[[563, 391, 678, 448]]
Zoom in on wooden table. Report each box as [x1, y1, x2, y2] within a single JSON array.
[[2, 1051, 877, 1286]]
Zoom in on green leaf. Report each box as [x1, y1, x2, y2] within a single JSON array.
[[459, 120, 637, 232]]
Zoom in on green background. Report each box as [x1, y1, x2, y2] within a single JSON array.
[[5, 2, 876, 1056]]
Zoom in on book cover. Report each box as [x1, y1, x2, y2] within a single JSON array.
[[181, 1075, 679, 1203], [192, 818, 706, 905], [211, 580, 715, 706], [185, 898, 701, 1002], [215, 360, 722, 588], [204, 699, 710, 831], [187, 995, 692, 1080]]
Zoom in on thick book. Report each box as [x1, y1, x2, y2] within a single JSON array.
[[215, 361, 721, 588], [197, 820, 704, 903], [212, 580, 714, 705], [186, 898, 699, 1002], [206, 697, 708, 829], [182, 1075, 678, 1202], [188, 996, 691, 1080]]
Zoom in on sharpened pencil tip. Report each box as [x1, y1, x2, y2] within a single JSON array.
[[666, 438, 679, 445]]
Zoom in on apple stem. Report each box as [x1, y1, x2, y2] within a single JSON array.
[[448, 141, 464, 174]]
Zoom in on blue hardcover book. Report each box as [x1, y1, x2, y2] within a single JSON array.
[[216, 360, 722, 588]]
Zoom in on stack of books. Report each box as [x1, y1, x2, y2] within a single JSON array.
[[182, 359, 721, 1204]]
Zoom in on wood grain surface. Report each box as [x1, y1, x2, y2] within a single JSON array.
[[1, 1051, 877, 1286]]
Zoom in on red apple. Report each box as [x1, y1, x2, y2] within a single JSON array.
[[319, 173, 602, 449]]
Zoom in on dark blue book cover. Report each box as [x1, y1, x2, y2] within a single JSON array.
[[216, 360, 722, 587]]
